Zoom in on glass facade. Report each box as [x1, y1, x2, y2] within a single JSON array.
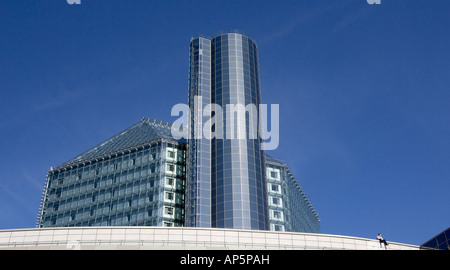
[[421, 227, 450, 250], [186, 33, 268, 231], [186, 37, 212, 228], [211, 33, 268, 230], [266, 156, 320, 233], [37, 33, 320, 234], [37, 119, 186, 228]]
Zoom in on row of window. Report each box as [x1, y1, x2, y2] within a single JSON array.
[[51, 164, 170, 188], [50, 174, 183, 200], [194, 46, 256, 56], [52, 172, 159, 192], [189, 79, 260, 89], [43, 196, 185, 225], [48, 194, 158, 214], [191, 55, 257, 68], [45, 176, 183, 212], [53, 148, 185, 180], [44, 208, 183, 227], [211, 44, 256, 52]]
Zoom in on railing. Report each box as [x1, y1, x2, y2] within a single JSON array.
[[0, 239, 344, 250], [0, 227, 420, 250]]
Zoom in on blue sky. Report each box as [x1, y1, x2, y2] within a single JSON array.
[[0, 0, 449, 245]]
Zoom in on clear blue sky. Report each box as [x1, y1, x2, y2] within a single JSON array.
[[1, 0, 449, 245]]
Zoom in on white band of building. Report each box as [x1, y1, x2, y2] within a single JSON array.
[[0, 227, 419, 250]]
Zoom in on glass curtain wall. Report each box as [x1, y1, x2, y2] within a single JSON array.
[[186, 37, 212, 228], [211, 33, 268, 230], [186, 33, 268, 230], [38, 140, 186, 228], [266, 156, 320, 233]]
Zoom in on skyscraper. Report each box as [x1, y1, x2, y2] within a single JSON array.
[[186, 33, 268, 230]]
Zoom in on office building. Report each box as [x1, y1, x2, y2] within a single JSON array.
[[187, 33, 268, 231], [37, 32, 319, 235], [37, 118, 186, 228], [266, 156, 320, 233], [37, 118, 319, 233]]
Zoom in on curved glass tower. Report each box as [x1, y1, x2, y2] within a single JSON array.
[[187, 32, 269, 230]]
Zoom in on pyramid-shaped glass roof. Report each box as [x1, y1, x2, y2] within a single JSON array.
[[58, 118, 184, 168]]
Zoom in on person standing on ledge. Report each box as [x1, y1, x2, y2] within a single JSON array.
[[377, 233, 389, 249]]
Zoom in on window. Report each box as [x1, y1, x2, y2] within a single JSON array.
[[267, 168, 281, 181], [273, 210, 283, 220], [272, 197, 279, 205], [273, 211, 281, 218], [163, 222, 173, 227], [168, 164, 175, 172], [166, 178, 175, 187], [270, 197, 282, 207], [165, 192, 174, 201], [273, 224, 284, 232], [164, 207, 174, 215], [168, 151, 175, 158], [271, 184, 280, 192]]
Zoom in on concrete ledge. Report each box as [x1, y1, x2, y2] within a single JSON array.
[[0, 227, 419, 250]]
